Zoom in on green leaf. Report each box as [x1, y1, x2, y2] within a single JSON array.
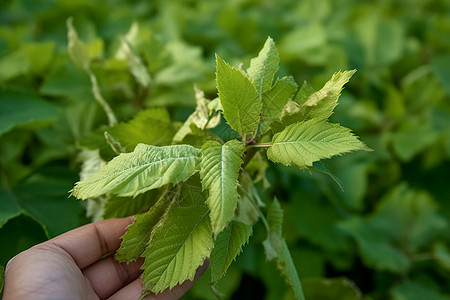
[[298, 70, 356, 121], [302, 277, 364, 300], [391, 281, 450, 300], [0, 189, 21, 228], [247, 36, 280, 95], [338, 216, 411, 273], [216, 54, 262, 136], [107, 108, 176, 152], [141, 182, 213, 295], [72, 144, 201, 199], [115, 189, 172, 262], [1, 264, 4, 293], [260, 76, 298, 133], [0, 91, 60, 137], [1, 178, 84, 238], [102, 189, 160, 219], [66, 17, 91, 70], [263, 199, 305, 300], [210, 221, 252, 283], [200, 140, 245, 235], [312, 161, 344, 192], [268, 119, 368, 168]]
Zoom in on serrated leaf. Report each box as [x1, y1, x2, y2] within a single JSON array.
[[66, 18, 90, 70], [108, 108, 176, 152], [141, 183, 213, 295], [216, 54, 262, 136], [72, 144, 201, 199], [210, 221, 253, 283], [200, 140, 245, 235], [263, 199, 305, 300], [260, 76, 298, 133], [115, 189, 173, 262], [247, 36, 280, 95], [267, 119, 369, 168], [298, 70, 356, 121]]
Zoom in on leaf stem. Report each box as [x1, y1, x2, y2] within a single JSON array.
[[247, 142, 273, 148]]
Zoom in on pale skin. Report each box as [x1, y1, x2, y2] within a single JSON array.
[[3, 217, 208, 300]]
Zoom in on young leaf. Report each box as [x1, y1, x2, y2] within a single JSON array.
[[263, 198, 305, 300], [260, 76, 298, 133], [267, 119, 369, 168], [210, 221, 253, 283], [173, 86, 221, 143], [216, 54, 262, 136], [298, 70, 356, 121], [200, 140, 245, 236], [66, 18, 90, 70], [72, 144, 201, 199], [141, 183, 213, 295], [120, 38, 152, 88], [107, 108, 176, 152], [247, 36, 280, 95], [115, 188, 173, 262]]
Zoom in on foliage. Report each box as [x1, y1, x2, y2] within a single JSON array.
[[1, 0, 450, 299]]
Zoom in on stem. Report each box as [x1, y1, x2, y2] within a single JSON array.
[[247, 142, 273, 148]]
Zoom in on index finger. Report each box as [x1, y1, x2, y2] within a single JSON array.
[[47, 216, 134, 269]]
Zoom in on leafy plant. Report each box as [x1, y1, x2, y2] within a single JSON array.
[[70, 33, 369, 299]]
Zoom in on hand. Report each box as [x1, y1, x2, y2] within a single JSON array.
[[3, 217, 208, 300]]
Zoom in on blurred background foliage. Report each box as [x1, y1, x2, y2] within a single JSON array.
[[1, 0, 450, 299]]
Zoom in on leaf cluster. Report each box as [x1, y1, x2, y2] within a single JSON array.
[[71, 36, 369, 299]]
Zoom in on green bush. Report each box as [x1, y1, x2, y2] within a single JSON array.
[[1, 0, 450, 299]]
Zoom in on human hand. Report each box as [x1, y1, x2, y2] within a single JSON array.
[[3, 217, 208, 300]]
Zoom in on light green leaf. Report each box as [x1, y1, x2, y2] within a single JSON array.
[[107, 108, 176, 152], [247, 36, 280, 95], [200, 140, 245, 235], [267, 119, 368, 168], [210, 221, 252, 283], [67, 17, 90, 70], [216, 54, 262, 136], [298, 70, 356, 121], [260, 76, 298, 133], [141, 183, 213, 295], [263, 198, 305, 300], [72, 144, 201, 199], [115, 189, 173, 262]]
